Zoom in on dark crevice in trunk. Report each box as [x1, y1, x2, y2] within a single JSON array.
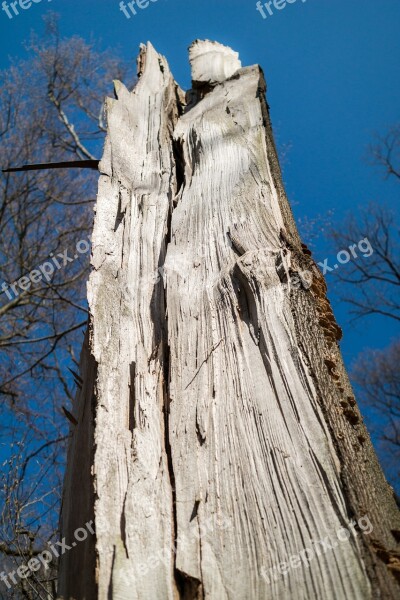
[[172, 137, 185, 200], [175, 570, 204, 600], [162, 191, 181, 596], [164, 129, 205, 599], [162, 308, 182, 596], [128, 361, 136, 432]]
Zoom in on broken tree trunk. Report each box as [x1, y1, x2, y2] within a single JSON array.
[[58, 41, 400, 600]]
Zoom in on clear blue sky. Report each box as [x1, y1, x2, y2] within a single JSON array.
[[1, 0, 399, 429]]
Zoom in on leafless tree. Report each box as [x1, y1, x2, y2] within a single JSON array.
[[0, 13, 133, 596], [0, 14, 132, 403], [352, 341, 400, 479], [0, 424, 65, 599], [368, 123, 400, 181], [329, 124, 400, 493], [329, 203, 399, 322]]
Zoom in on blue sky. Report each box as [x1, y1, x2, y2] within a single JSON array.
[[0, 0, 399, 463]]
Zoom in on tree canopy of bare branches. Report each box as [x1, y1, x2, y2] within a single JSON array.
[[330, 203, 399, 322], [352, 341, 400, 481], [368, 124, 400, 181], [329, 124, 400, 494], [0, 14, 133, 596]]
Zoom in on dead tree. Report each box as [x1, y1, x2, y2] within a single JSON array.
[[58, 41, 400, 600]]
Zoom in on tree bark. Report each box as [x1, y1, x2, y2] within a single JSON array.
[[58, 40, 400, 600]]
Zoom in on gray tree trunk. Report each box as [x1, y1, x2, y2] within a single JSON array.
[[58, 41, 400, 600]]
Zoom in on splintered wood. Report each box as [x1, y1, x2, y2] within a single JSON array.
[[59, 40, 400, 600]]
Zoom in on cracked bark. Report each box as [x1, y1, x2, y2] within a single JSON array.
[[58, 40, 400, 600]]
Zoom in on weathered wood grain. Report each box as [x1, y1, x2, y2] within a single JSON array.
[[165, 50, 369, 600], [60, 42, 182, 600]]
